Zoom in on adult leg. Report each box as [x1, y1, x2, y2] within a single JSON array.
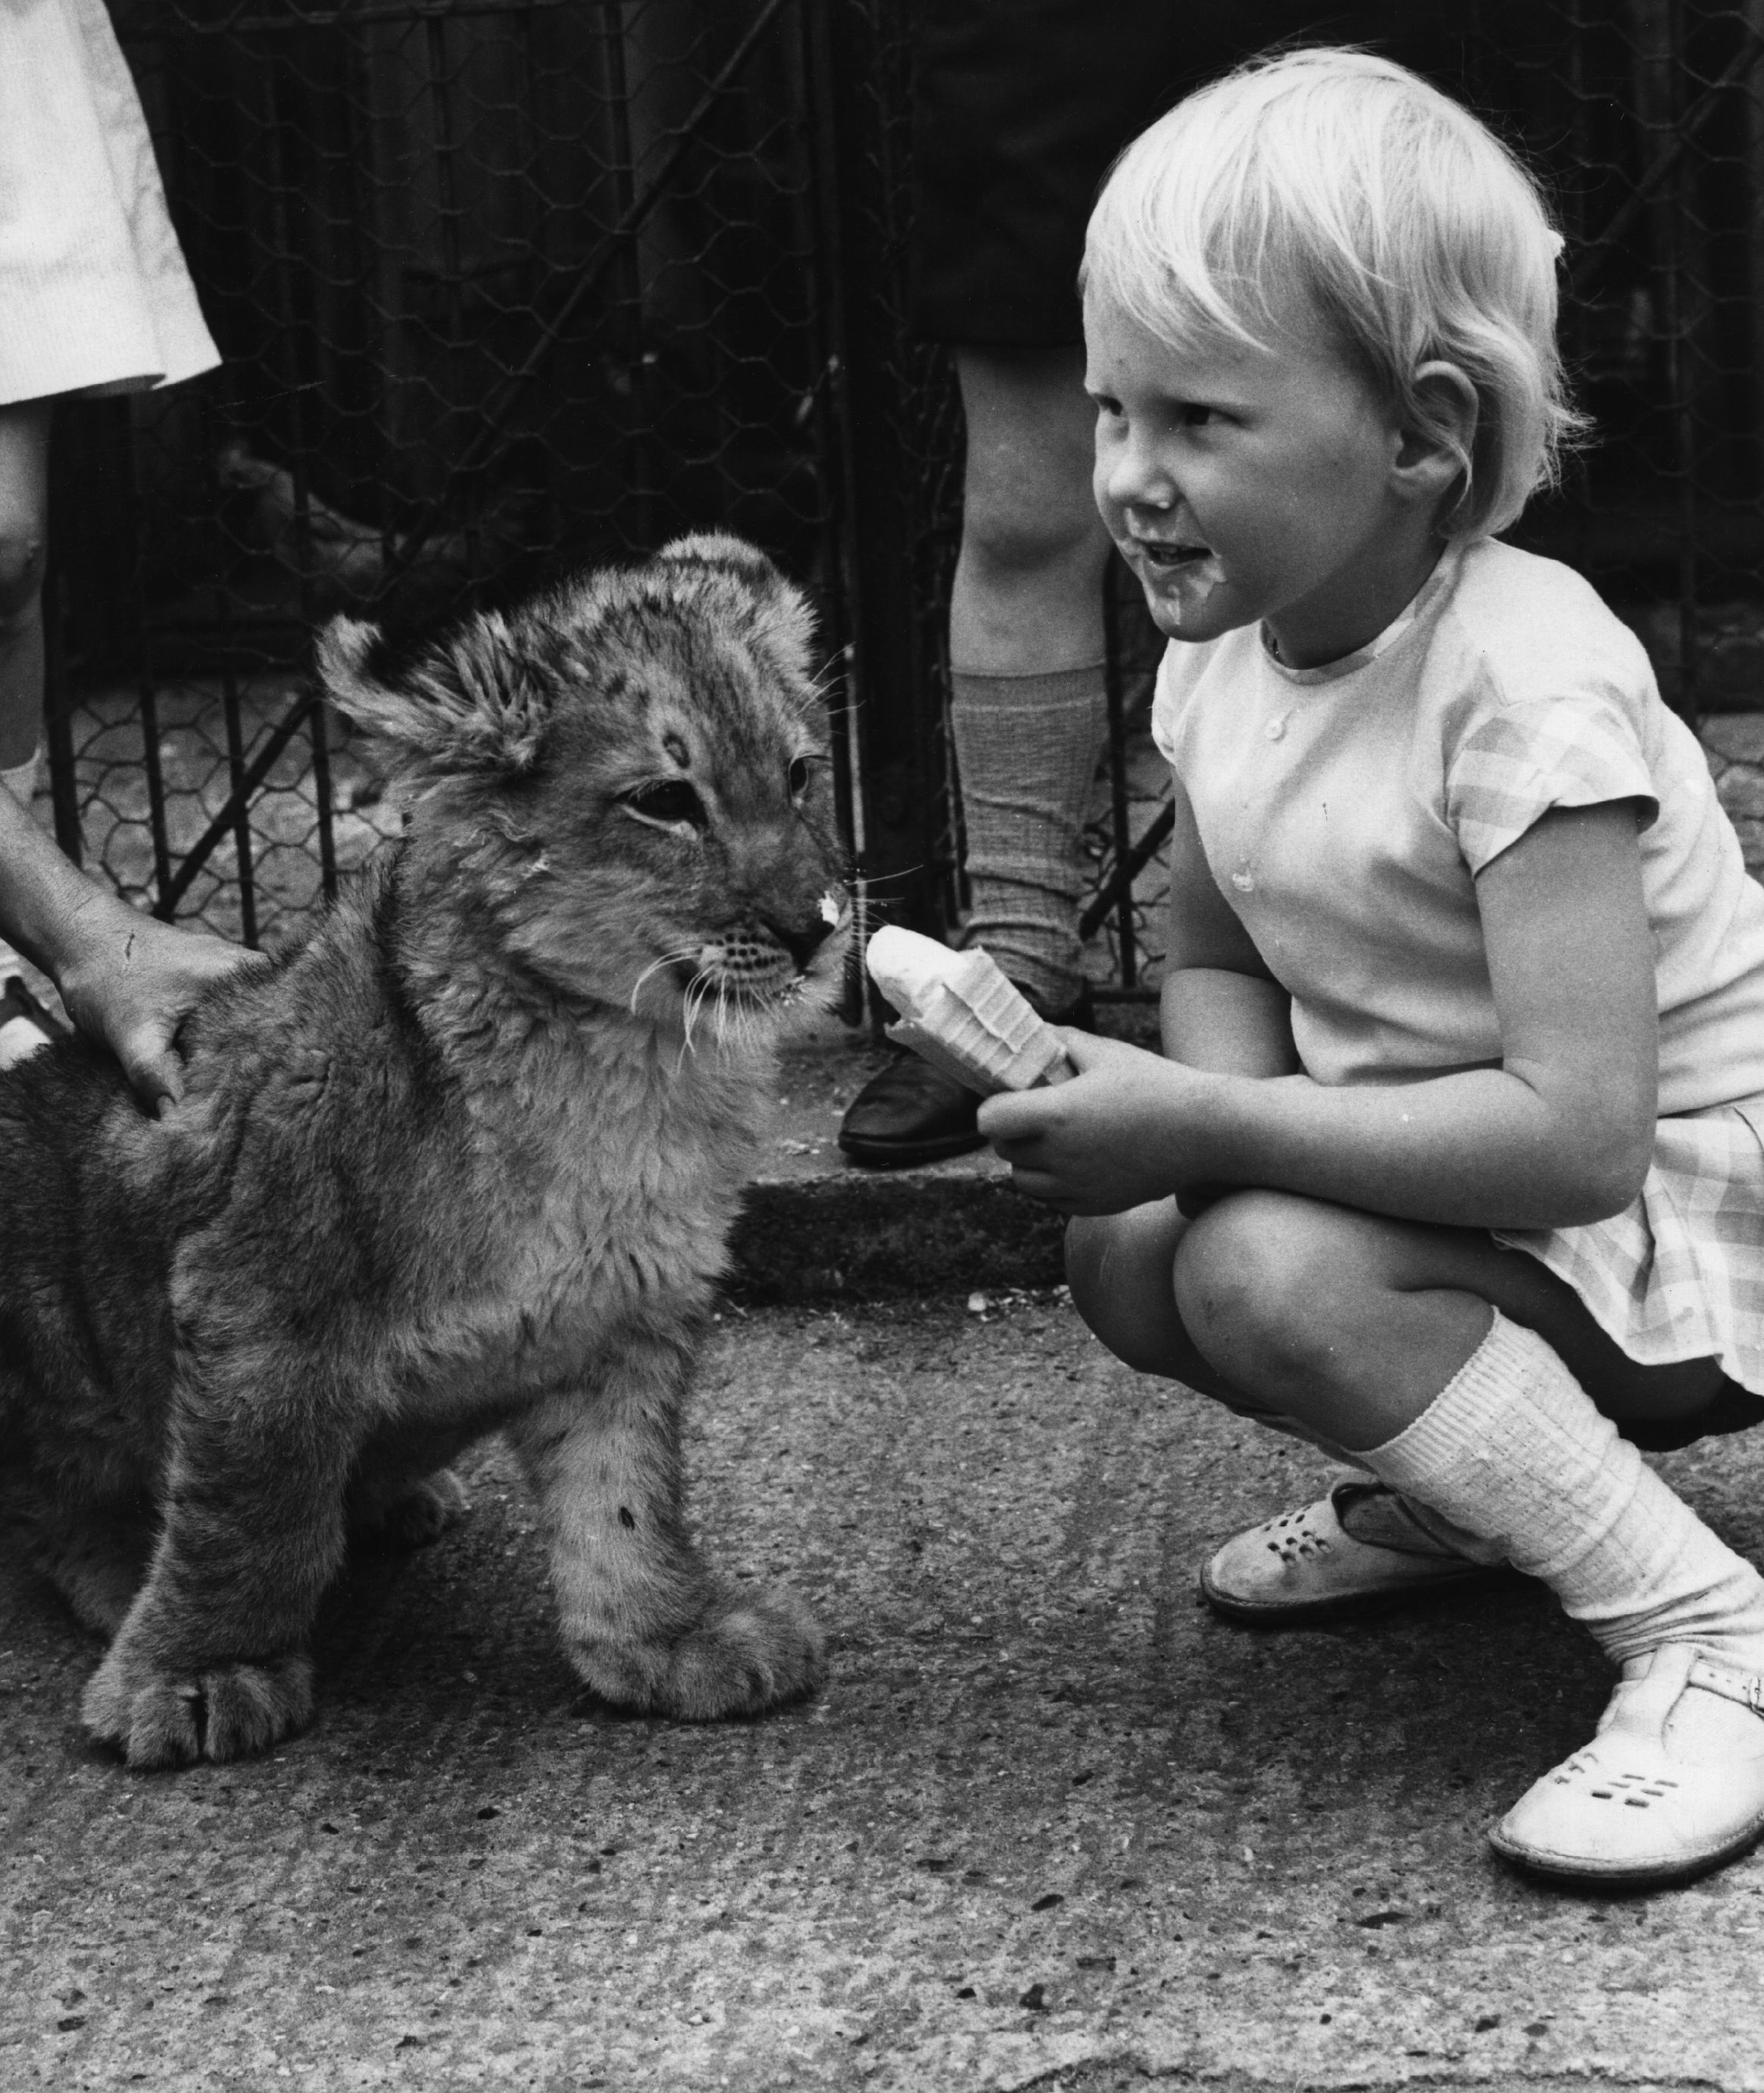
[[841, 346, 1112, 1167], [0, 398, 52, 783], [948, 343, 1114, 1006], [947, 345, 1110, 673], [0, 400, 56, 1045]]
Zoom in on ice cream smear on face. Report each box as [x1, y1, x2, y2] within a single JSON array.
[[864, 926, 1075, 1096], [1132, 536, 1225, 629]]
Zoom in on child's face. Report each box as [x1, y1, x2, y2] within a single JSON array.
[[1085, 288, 1439, 669]]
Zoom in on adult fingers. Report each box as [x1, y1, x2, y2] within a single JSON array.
[[114, 1020, 183, 1117]]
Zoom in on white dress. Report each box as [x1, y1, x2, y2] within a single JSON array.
[[0, 0, 219, 404], [1152, 538, 1764, 1398]]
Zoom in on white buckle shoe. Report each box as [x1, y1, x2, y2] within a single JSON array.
[[1199, 1480, 1509, 1625], [1490, 1645, 1764, 1886]]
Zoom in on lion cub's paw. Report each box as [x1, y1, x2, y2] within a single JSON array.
[[82, 1645, 315, 1769], [350, 1468, 470, 1554], [573, 1583, 824, 1721]]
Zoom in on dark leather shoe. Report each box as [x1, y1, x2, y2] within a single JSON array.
[[837, 977, 1092, 1170]]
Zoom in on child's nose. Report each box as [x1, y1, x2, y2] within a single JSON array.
[[1102, 428, 1176, 513]]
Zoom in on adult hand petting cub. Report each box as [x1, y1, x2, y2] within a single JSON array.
[[0, 783, 266, 1114]]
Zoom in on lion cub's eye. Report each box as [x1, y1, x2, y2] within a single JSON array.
[[786, 755, 810, 799], [622, 780, 707, 829]]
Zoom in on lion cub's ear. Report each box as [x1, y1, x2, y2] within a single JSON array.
[[657, 532, 818, 689], [315, 613, 548, 780]]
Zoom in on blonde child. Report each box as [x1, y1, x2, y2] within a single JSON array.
[[979, 46, 1764, 1887]]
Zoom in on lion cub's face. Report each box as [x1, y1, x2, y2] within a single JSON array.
[[317, 534, 849, 1028]]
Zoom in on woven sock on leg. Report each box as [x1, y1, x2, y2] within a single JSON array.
[[949, 664, 1107, 1008], [1363, 1310, 1764, 1668]]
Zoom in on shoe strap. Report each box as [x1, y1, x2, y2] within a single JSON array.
[[1688, 1654, 1764, 1717]]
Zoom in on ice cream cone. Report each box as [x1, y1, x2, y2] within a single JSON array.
[[864, 925, 1075, 1097]]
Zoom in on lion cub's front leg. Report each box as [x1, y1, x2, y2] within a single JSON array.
[[81, 1342, 360, 1769], [508, 1330, 823, 1719]]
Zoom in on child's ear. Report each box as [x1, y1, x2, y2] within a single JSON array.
[[1393, 361, 1479, 508]]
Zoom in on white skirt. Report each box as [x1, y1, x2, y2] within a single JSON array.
[[1497, 1098, 1764, 1395], [0, 0, 220, 404]]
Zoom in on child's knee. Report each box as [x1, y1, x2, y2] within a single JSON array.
[[1063, 1212, 1115, 1332], [1173, 1190, 1355, 1382], [1064, 1202, 1185, 1374]]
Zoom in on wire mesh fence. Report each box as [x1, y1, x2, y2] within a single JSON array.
[[55, 0, 923, 957], [44, 0, 1764, 1007]]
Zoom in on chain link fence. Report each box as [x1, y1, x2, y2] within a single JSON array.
[[55, 0, 907, 961], [45, 0, 1764, 1007]]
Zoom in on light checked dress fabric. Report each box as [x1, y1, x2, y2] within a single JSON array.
[[1152, 537, 1764, 1395]]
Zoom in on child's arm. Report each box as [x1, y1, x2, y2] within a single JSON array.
[[981, 799, 1656, 1229], [1159, 774, 1300, 1079]]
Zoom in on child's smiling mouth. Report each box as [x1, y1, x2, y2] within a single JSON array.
[[1123, 534, 1228, 628], [1136, 539, 1213, 570]]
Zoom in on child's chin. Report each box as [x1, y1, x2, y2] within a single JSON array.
[[1143, 591, 1218, 643]]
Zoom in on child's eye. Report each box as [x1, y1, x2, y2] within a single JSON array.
[[1182, 403, 1218, 428]]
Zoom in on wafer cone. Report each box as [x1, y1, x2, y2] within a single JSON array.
[[864, 926, 1075, 1096]]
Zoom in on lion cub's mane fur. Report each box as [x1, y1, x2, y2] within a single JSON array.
[[0, 533, 848, 1767]]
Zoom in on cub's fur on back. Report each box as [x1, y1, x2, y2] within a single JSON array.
[[0, 533, 847, 1769]]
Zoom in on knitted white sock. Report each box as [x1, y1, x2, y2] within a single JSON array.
[[950, 664, 1107, 1009], [1363, 1310, 1764, 1668]]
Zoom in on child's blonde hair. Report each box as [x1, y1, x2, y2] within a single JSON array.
[[1082, 47, 1582, 539]]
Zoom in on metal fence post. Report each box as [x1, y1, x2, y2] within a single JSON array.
[[809, 0, 948, 944]]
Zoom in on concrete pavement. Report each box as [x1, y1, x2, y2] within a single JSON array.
[[6, 1115, 1764, 2085]]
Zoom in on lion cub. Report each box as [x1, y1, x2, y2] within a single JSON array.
[[0, 533, 848, 1768]]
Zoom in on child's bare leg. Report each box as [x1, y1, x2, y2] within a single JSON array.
[[1169, 1189, 1726, 1450], [1069, 1200, 1515, 1613], [1066, 1201, 1219, 1389], [1068, 1200, 1372, 1460], [1167, 1189, 1764, 1885], [1067, 1192, 1728, 1448]]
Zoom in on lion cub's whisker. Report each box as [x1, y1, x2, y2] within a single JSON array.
[[629, 946, 702, 1016]]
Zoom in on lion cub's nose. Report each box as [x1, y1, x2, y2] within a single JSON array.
[[766, 911, 838, 972]]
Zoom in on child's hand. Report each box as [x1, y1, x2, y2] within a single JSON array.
[[977, 1030, 1205, 1214]]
